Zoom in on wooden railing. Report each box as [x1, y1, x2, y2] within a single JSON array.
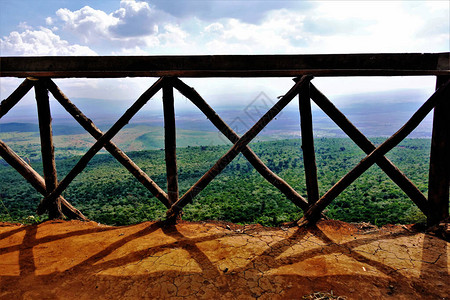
[[1, 53, 449, 226]]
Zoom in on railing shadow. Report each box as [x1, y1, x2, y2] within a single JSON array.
[[420, 232, 448, 292], [0, 221, 448, 299]]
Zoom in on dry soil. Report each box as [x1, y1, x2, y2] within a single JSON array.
[[0, 220, 448, 299]]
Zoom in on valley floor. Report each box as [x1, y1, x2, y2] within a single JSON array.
[[0, 220, 448, 299]]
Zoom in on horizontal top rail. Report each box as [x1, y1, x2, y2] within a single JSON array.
[[1, 53, 449, 78]]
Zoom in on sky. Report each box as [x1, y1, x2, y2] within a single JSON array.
[[0, 0, 449, 114]]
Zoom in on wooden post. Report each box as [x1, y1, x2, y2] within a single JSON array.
[[427, 76, 450, 226], [38, 77, 165, 213], [34, 80, 63, 219], [44, 78, 170, 208], [171, 77, 311, 211], [163, 80, 179, 207], [310, 84, 428, 214], [298, 80, 450, 226], [0, 140, 86, 220], [298, 79, 319, 204], [166, 75, 312, 220]]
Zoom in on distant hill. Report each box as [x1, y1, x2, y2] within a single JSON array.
[[0, 88, 434, 142], [0, 122, 87, 135], [0, 122, 39, 133]]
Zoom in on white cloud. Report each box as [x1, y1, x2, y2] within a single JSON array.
[[149, 0, 313, 24], [198, 14, 306, 55], [111, 46, 148, 55], [0, 0, 447, 109], [53, 0, 174, 51], [204, 22, 224, 35], [190, 1, 448, 55], [45, 1, 307, 55], [0, 27, 97, 56], [110, 0, 162, 37], [18, 22, 33, 31], [300, 1, 448, 53], [157, 24, 189, 48], [9, 0, 442, 57], [45, 17, 53, 26], [56, 6, 119, 43]]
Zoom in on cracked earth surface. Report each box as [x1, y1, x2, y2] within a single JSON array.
[[0, 219, 448, 299]]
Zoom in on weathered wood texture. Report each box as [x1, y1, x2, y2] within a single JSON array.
[[0, 140, 86, 220], [1, 54, 449, 226], [298, 79, 450, 226], [309, 84, 428, 214], [427, 76, 450, 226], [298, 79, 320, 204], [44, 79, 170, 208], [163, 81, 179, 205], [39, 77, 165, 211], [171, 77, 312, 211], [1, 53, 448, 78], [0, 78, 34, 118], [166, 75, 312, 219], [34, 80, 63, 219]]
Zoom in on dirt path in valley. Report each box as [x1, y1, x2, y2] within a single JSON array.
[[0, 219, 448, 299]]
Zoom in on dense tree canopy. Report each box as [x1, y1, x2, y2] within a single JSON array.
[[0, 138, 432, 226]]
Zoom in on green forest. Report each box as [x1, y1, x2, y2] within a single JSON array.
[[0, 138, 432, 226]]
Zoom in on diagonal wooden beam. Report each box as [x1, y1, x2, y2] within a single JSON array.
[[34, 80, 63, 219], [298, 79, 450, 226], [44, 79, 170, 208], [0, 139, 86, 220], [171, 77, 311, 211], [166, 75, 313, 220], [162, 79, 179, 206], [309, 83, 428, 213], [38, 77, 166, 213], [0, 78, 35, 119]]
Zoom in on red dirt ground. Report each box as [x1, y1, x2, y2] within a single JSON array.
[[0, 219, 448, 299]]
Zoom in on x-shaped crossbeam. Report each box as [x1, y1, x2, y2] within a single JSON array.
[[1, 75, 448, 225]]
